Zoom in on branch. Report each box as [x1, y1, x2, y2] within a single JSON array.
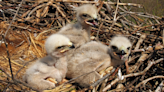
[[135, 76, 164, 88], [103, 58, 164, 91], [2, 35, 14, 80], [4, 0, 25, 37]]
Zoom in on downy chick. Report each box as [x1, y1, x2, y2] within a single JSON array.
[[66, 35, 131, 87], [109, 35, 132, 67], [57, 4, 98, 48], [23, 34, 74, 91]]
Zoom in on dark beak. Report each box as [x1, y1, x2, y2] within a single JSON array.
[[121, 50, 126, 55], [116, 50, 126, 55], [69, 44, 75, 49], [60, 44, 75, 53]]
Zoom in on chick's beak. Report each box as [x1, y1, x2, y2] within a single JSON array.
[[121, 50, 126, 55], [85, 18, 98, 26], [60, 42, 75, 53], [114, 46, 128, 60], [118, 49, 128, 60]]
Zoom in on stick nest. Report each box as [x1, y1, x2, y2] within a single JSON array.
[[0, 0, 164, 91]]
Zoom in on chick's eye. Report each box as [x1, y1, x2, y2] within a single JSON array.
[[127, 47, 130, 50], [111, 46, 118, 50], [82, 14, 90, 18], [57, 46, 65, 49]]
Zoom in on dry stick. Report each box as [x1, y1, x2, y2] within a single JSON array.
[[3, 56, 26, 68], [133, 53, 149, 72], [131, 49, 145, 53], [119, 7, 139, 25], [95, 0, 103, 40], [97, 0, 104, 12], [132, 23, 164, 34], [99, 11, 111, 21], [134, 34, 146, 50], [62, 71, 95, 85], [55, 0, 142, 8], [0, 67, 40, 91], [62, 67, 115, 89], [52, 4, 70, 23], [0, 67, 11, 78], [35, 27, 59, 40], [145, 12, 161, 23], [28, 32, 43, 57], [101, 19, 122, 27], [127, 54, 140, 63], [90, 68, 116, 89], [4, 0, 24, 37], [41, 0, 53, 17], [26, 3, 47, 20], [103, 58, 164, 91], [105, 2, 112, 14], [1, 10, 7, 21], [2, 35, 14, 80], [119, 9, 161, 20], [120, 19, 129, 29], [125, 77, 140, 91], [135, 76, 164, 88], [125, 60, 130, 74], [96, 17, 105, 41], [163, 29, 164, 46], [3, 84, 11, 92], [108, 0, 119, 31]]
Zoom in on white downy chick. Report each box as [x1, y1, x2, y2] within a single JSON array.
[[23, 34, 74, 91]]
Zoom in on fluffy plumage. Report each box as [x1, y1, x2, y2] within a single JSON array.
[[66, 41, 111, 87], [57, 4, 98, 48], [45, 34, 73, 55], [109, 35, 132, 67], [23, 34, 74, 91], [66, 35, 131, 87]]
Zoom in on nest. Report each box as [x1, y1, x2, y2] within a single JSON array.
[[0, 0, 164, 91]]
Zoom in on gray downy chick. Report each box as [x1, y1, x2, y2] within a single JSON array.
[[66, 35, 131, 87], [57, 4, 98, 48]]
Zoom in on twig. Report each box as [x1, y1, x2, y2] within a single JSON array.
[[26, 3, 46, 20], [55, 0, 143, 8], [108, 0, 119, 31], [96, 17, 105, 41], [3, 84, 11, 92], [2, 35, 14, 80], [134, 34, 146, 50], [28, 32, 43, 57], [3, 56, 26, 67], [52, 4, 70, 23], [4, 0, 24, 37], [103, 58, 164, 91], [90, 68, 116, 89], [163, 29, 164, 46], [135, 76, 164, 88], [0, 67, 11, 78]]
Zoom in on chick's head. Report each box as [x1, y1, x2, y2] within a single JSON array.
[[110, 35, 132, 61], [76, 4, 99, 26], [45, 34, 75, 57]]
